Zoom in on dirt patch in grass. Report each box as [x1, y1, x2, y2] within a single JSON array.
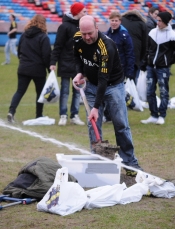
[[120, 171, 136, 187]]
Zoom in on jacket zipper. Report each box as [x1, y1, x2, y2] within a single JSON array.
[[164, 54, 167, 66]]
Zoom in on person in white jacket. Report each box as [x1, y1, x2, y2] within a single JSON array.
[[141, 12, 175, 125]]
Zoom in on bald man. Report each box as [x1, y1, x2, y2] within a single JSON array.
[[73, 15, 143, 176]]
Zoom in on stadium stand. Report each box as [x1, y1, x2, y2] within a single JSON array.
[[0, 0, 175, 23], [0, 0, 175, 45], [0, 0, 62, 22]]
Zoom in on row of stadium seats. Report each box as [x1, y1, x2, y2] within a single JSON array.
[[0, 0, 175, 23], [0, 0, 62, 22]]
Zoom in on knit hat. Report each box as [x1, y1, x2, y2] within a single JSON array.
[[70, 2, 85, 16], [157, 12, 172, 25]]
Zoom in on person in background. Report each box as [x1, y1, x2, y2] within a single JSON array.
[[7, 14, 51, 123], [140, 12, 175, 125], [103, 11, 135, 122], [50, 2, 86, 126], [146, 7, 159, 33], [73, 15, 143, 176], [1, 14, 18, 65], [121, 10, 147, 84]]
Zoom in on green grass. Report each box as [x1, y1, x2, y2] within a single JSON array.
[[0, 47, 175, 229]]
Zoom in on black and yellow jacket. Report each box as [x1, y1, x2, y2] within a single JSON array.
[[73, 31, 124, 108]]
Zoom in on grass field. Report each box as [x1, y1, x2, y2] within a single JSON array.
[[0, 46, 175, 229]]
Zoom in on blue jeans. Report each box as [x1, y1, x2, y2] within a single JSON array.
[[85, 81, 138, 166], [146, 66, 170, 118], [59, 77, 80, 118], [9, 74, 46, 118], [5, 38, 17, 63]]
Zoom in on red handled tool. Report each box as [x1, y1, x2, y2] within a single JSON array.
[[73, 79, 100, 142]]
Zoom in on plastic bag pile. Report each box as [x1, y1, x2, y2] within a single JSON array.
[[37, 167, 175, 216]]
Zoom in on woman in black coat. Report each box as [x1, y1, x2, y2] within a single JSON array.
[[7, 14, 51, 122]]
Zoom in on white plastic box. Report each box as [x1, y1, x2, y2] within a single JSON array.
[[56, 154, 122, 188]]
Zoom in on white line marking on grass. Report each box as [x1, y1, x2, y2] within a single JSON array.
[[0, 119, 91, 155], [0, 157, 28, 163]]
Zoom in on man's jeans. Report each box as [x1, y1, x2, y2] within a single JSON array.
[[85, 81, 138, 166], [5, 38, 17, 63], [59, 77, 80, 118], [146, 66, 170, 118]]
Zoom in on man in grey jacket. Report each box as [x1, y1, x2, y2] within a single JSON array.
[[146, 7, 159, 33]]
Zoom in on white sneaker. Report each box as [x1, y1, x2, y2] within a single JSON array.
[[70, 115, 85, 125], [1, 61, 9, 65], [141, 116, 158, 124], [7, 113, 15, 123], [156, 117, 165, 125], [58, 115, 67, 126]]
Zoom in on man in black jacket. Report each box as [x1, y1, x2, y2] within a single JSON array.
[[73, 15, 143, 176], [50, 2, 86, 126]]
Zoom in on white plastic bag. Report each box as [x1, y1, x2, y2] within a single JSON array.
[[140, 100, 149, 109], [125, 78, 143, 111], [37, 167, 87, 216], [149, 181, 175, 198], [135, 171, 175, 198], [119, 183, 149, 205], [38, 70, 60, 103], [140, 96, 160, 109], [136, 70, 147, 102], [22, 116, 55, 125], [168, 97, 175, 109], [135, 170, 165, 186], [84, 183, 126, 209]]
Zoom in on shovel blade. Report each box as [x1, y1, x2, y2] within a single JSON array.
[[92, 140, 120, 160]]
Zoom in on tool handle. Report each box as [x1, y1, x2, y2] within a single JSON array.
[[80, 88, 101, 142], [90, 118, 101, 142], [72, 78, 86, 91], [80, 88, 91, 114], [73, 79, 101, 142]]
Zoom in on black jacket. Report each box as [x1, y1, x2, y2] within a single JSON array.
[[73, 31, 124, 109], [121, 10, 147, 68], [50, 13, 80, 78], [146, 24, 175, 68], [18, 26, 51, 77]]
